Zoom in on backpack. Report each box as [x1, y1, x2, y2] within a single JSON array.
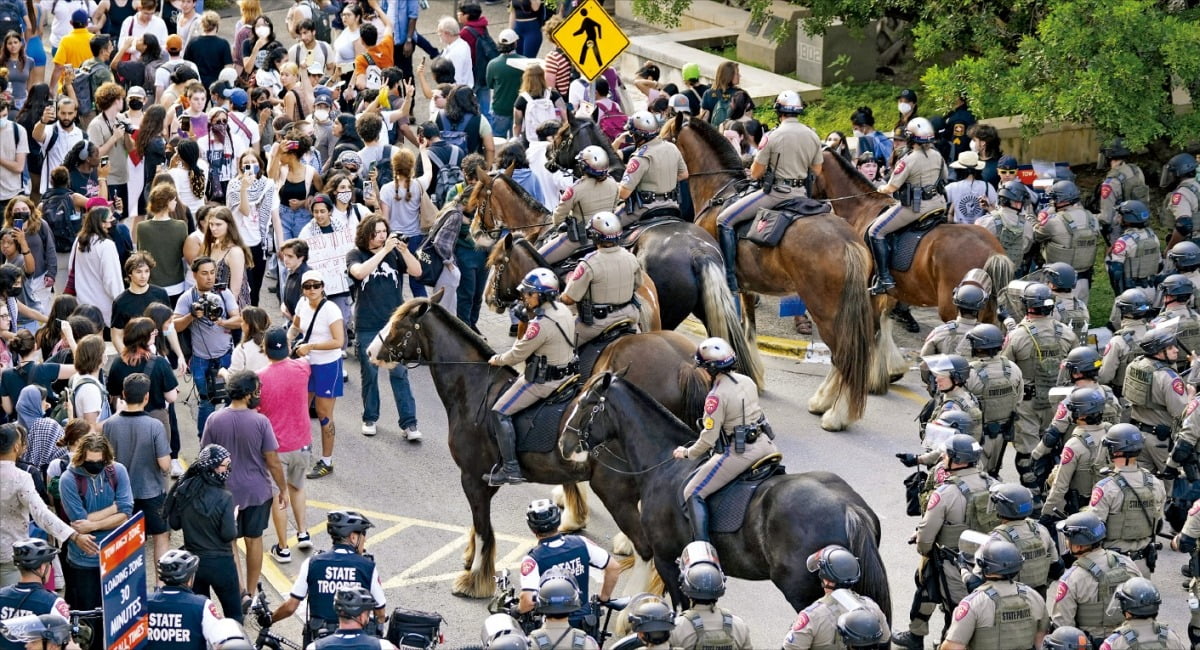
[[291, 41, 332, 69], [48, 374, 107, 425], [595, 98, 627, 142], [366, 144, 394, 191], [359, 52, 383, 90], [71, 60, 107, 115], [40, 187, 78, 253], [0, 0, 22, 38], [70, 464, 118, 504], [300, 0, 331, 43], [708, 90, 733, 126], [519, 91, 558, 142], [465, 25, 498, 88], [437, 113, 471, 151], [427, 145, 464, 208]]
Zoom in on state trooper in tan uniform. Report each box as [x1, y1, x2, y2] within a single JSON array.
[[1098, 140, 1150, 244], [1122, 328, 1189, 490], [893, 434, 997, 650], [486, 268, 578, 485], [1098, 289, 1152, 397], [713, 90, 823, 293], [1045, 263, 1090, 341], [940, 539, 1048, 650], [1048, 512, 1142, 644], [1002, 282, 1077, 496], [977, 181, 1033, 269], [964, 324, 1023, 477], [923, 354, 984, 444], [1032, 181, 1100, 303], [1169, 496, 1200, 646], [1167, 395, 1200, 485], [1031, 348, 1122, 488], [987, 484, 1060, 595], [868, 117, 948, 295], [921, 284, 986, 358], [539, 146, 620, 265], [670, 542, 753, 650], [1039, 387, 1110, 520], [1149, 274, 1200, 368], [674, 337, 777, 543], [1095, 578, 1186, 650], [1106, 201, 1161, 294], [1162, 242, 1200, 310], [782, 546, 888, 650], [616, 110, 688, 224], [560, 212, 643, 346], [1088, 425, 1165, 575], [1160, 153, 1200, 244]]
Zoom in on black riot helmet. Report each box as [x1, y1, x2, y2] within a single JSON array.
[[943, 433, 982, 466], [1021, 282, 1055, 315], [536, 570, 582, 615], [1063, 346, 1102, 379], [1161, 273, 1195, 299], [1169, 242, 1200, 272], [952, 283, 989, 313], [1103, 138, 1133, 160], [1065, 387, 1106, 422], [988, 483, 1034, 521], [1114, 288, 1152, 319], [1046, 180, 1081, 206], [628, 598, 676, 633], [11, 538, 58, 571], [806, 545, 862, 589], [1042, 626, 1091, 650], [1058, 511, 1107, 546], [997, 180, 1027, 209], [835, 609, 885, 648], [966, 323, 1005, 355], [678, 541, 726, 601], [327, 510, 374, 540], [1102, 423, 1145, 457], [925, 354, 971, 387], [525, 499, 562, 534], [1112, 577, 1161, 618], [1117, 200, 1150, 226], [974, 539, 1023, 579], [1137, 328, 1178, 356], [333, 585, 378, 619], [157, 549, 200, 586], [1042, 262, 1077, 292]]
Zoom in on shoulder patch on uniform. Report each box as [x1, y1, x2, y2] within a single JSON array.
[[1100, 183, 1114, 199], [561, 186, 574, 201], [927, 491, 941, 510], [704, 395, 719, 414], [1111, 239, 1126, 255], [893, 160, 906, 175], [569, 264, 586, 281], [1054, 581, 1069, 602], [1037, 211, 1049, 226], [53, 600, 70, 619], [1174, 377, 1186, 395], [1061, 446, 1075, 464], [1103, 341, 1112, 355], [521, 558, 536, 576], [625, 159, 640, 175], [1186, 399, 1199, 418], [209, 601, 222, 619], [1189, 499, 1200, 516], [1090, 486, 1105, 506], [1099, 635, 1116, 650], [953, 600, 970, 621], [934, 465, 949, 485], [791, 612, 809, 631], [1055, 401, 1068, 421], [1173, 192, 1184, 206], [758, 134, 769, 148], [523, 322, 540, 340]]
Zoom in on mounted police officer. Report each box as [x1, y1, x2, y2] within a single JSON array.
[[941, 538, 1049, 650], [713, 90, 823, 293], [670, 542, 752, 650], [922, 354, 983, 440], [1098, 289, 1153, 395], [540, 146, 621, 265], [146, 550, 225, 649], [986, 484, 1060, 595], [868, 117, 949, 295], [1149, 274, 1200, 364], [305, 586, 398, 650], [675, 337, 778, 543], [0, 539, 70, 643], [1106, 200, 1161, 294], [486, 268, 578, 485], [893, 434, 997, 650], [1033, 181, 1100, 302], [781, 545, 888, 650], [1098, 139, 1150, 243], [1038, 387, 1109, 521], [1161, 152, 1200, 245], [560, 212, 644, 346], [1002, 282, 1078, 496], [616, 111, 688, 224], [965, 324, 1023, 477], [528, 570, 600, 650], [1170, 495, 1200, 646], [271, 511, 387, 646], [1123, 328, 1189, 488], [978, 180, 1034, 268], [1044, 263, 1090, 341], [1048, 512, 1141, 644], [921, 284, 987, 358], [1089, 425, 1165, 576], [517, 500, 620, 631], [1095, 578, 1186, 649]]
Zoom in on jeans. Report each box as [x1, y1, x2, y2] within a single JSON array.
[[279, 205, 312, 241], [193, 554, 242, 623], [491, 114, 513, 138], [513, 20, 543, 58], [406, 235, 427, 298], [456, 242, 488, 327], [356, 328, 417, 429], [191, 352, 232, 434]]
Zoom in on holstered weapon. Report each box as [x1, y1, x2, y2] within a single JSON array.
[[578, 295, 595, 326], [1144, 542, 1161, 573], [762, 153, 779, 195], [1023, 382, 1036, 401], [566, 217, 587, 243], [524, 355, 549, 383], [1064, 488, 1085, 514]]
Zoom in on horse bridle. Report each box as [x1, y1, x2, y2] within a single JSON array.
[[563, 382, 676, 475], [374, 320, 424, 367]]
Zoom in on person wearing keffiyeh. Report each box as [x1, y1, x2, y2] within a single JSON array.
[[16, 385, 64, 470]]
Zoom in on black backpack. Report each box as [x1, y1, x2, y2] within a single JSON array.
[[40, 188, 78, 253], [0, 0, 22, 38], [466, 26, 499, 87], [367, 144, 394, 190], [428, 145, 465, 208]]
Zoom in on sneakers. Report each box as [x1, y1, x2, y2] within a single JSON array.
[[306, 460, 333, 479], [362, 422, 378, 437], [403, 428, 423, 441], [270, 544, 292, 563], [296, 532, 312, 550], [169, 458, 184, 478]]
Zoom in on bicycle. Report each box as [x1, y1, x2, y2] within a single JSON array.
[[67, 608, 103, 648], [246, 584, 303, 650]]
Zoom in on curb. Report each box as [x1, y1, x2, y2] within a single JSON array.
[[679, 319, 832, 364]]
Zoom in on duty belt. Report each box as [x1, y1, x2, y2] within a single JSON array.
[[545, 361, 578, 381], [775, 177, 805, 187], [1130, 419, 1173, 441], [982, 420, 1014, 440], [592, 300, 635, 319], [637, 189, 679, 203]]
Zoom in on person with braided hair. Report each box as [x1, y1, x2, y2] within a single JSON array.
[[169, 139, 209, 216]]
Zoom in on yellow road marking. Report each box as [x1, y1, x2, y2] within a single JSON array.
[[679, 318, 822, 361], [891, 384, 927, 405]]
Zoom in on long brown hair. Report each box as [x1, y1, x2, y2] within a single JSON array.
[[202, 207, 255, 268], [391, 149, 416, 202], [76, 207, 112, 252], [3, 196, 41, 233], [120, 317, 156, 365], [135, 105, 167, 156]]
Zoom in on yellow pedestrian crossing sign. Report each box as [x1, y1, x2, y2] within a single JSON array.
[[551, 0, 629, 81]]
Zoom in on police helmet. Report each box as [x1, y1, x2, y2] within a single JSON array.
[[480, 614, 525, 649], [806, 545, 861, 588], [966, 323, 1005, 354], [576, 145, 610, 179], [924, 354, 971, 386], [1042, 262, 1077, 292], [536, 570, 582, 615], [1021, 282, 1055, 315], [11, 538, 58, 571], [974, 538, 1023, 579], [1103, 138, 1133, 159], [943, 432, 983, 465], [1063, 346, 1102, 378], [1065, 386, 1106, 420], [157, 549, 200, 586], [588, 212, 622, 242], [1167, 152, 1198, 178], [1112, 577, 1161, 618], [1046, 180, 1081, 205], [0, 614, 73, 646], [333, 585, 377, 619], [1116, 200, 1151, 226], [627, 598, 675, 633], [327, 510, 374, 539], [1169, 241, 1200, 271], [1042, 626, 1091, 650], [997, 180, 1027, 208], [518, 268, 560, 300], [1137, 327, 1178, 355], [1161, 273, 1195, 298], [835, 609, 885, 648], [678, 541, 726, 600], [626, 111, 660, 139], [696, 337, 737, 372], [952, 283, 988, 312], [906, 117, 935, 144], [487, 634, 530, 650], [1114, 288, 1152, 318], [1058, 511, 1107, 546], [926, 411, 976, 453], [1102, 423, 1145, 456], [774, 90, 804, 116], [988, 483, 1034, 520], [526, 499, 561, 534]]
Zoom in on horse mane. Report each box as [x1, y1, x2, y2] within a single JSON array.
[[824, 148, 883, 195], [684, 119, 747, 179], [392, 298, 495, 356], [613, 376, 695, 435], [495, 173, 551, 216], [514, 237, 551, 267]]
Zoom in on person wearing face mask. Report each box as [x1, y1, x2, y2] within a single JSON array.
[[165, 443, 241, 621], [199, 106, 235, 203], [310, 86, 335, 168], [226, 150, 271, 305], [849, 106, 891, 172], [894, 88, 918, 133]]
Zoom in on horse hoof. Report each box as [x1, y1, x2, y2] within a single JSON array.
[[889, 372, 906, 383], [452, 571, 495, 599], [551, 485, 565, 508], [820, 414, 848, 432], [612, 532, 634, 556]]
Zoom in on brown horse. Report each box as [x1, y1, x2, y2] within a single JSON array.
[[368, 292, 709, 597], [666, 116, 874, 430]]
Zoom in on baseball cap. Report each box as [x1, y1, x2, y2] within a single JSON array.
[[223, 87, 249, 110], [498, 28, 518, 45], [337, 151, 362, 169], [310, 193, 333, 212], [85, 197, 111, 211], [668, 94, 691, 114], [70, 8, 88, 25], [997, 155, 1020, 171], [313, 86, 333, 107], [301, 270, 324, 285], [165, 34, 183, 54], [127, 85, 147, 100], [218, 67, 239, 85], [307, 61, 324, 76], [897, 88, 918, 102], [264, 327, 289, 360], [682, 63, 700, 81]]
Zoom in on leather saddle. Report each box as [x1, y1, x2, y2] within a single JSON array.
[[684, 453, 786, 533], [737, 197, 832, 247], [866, 210, 948, 273]]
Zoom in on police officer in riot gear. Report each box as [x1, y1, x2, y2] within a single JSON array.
[[1089, 425, 1165, 576], [309, 586, 398, 650], [1032, 347, 1122, 486], [782, 545, 888, 650], [528, 570, 599, 650], [671, 542, 752, 649], [0, 540, 69, 640], [1170, 494, 1200, 645], [146, 549, 225, 649], [978, 180, 1034, 268], [487, 268, 578, 485], [271, 511, 386, 646], [1123, 328, 1189, 488], [625, 598, 676, 650], [1107, 200, 1162, 294], [941, 539, 1049, 650], [1044, 263, 1090, 341], [1167, 240, 1200, 283], [1037, 387, 1109, 521], [965, 324, 1023, 477], [1099, 289, 1153, 393], [921, 284, 987, 358], [868, 117, 949, 295], [616, 111, 688, 223], [1162, 152, 1200, 245], [1048, 512, 1142, 643], [560, 212, 644, 345], [833, 610, 886, 649], [1095, 578, 1186, 649], [987, 484, 1060, 594], [1041, 626, 1090, 650], [921, 354, 983, 439], [676, 337, 778, 543], [1098, 139, 1150, 244], [540, 146, 621, 264], [1149, 274, 1200, 364], [1034, 181, 1101, 303]]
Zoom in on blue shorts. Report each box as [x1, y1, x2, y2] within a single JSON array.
[[308, 358, 344, 398]]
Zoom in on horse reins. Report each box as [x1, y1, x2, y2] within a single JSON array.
[[476, 182, 554, 238], [563, 392, 676, 476]]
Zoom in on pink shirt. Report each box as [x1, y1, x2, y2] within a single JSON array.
[[257, 359, 313, 453]]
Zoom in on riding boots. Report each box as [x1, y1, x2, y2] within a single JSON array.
[[483, 415, 526, 485], [868, 238, 895, 295], [717, 226, 740, 295], [686, 495, 710, 543]]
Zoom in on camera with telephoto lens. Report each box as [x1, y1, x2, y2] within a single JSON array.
[[192, 292, 224, 321]]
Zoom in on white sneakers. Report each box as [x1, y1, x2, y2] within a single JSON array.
[[361, 422, 377, 436], [362, 422, 420, 440], [403, 428, 423, 441]]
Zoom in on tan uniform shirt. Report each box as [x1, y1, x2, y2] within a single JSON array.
[[1099, 163, 1148, 232], [780, 593, 889, 650], [1164, 178, 1200, 232], [937, 387, 983, 440], [1097, 619, 1187, 649], [916, 467, 992, 555], [1042, 423, 1107, 516], [1173, 397, 1200, 459], [943, 580, 1048, 647], [1033, 205, 1100, 270], [888, 148, 947, 196], [753, 118, 823, 182], [1098, 321, 1148, 388], [687, 371, 764, 459], [620, 138, 687, 194], [1109, 228, 1161, 274], [977, 207, 1033, 264], [1126, 357, 1188, 428], [1088, 465, 1165, 552], [1047, 547, 1142, 637], [562, 246, 642, 305], [920, 316, 978, 357], [670, 604, 754, 650], [966, 356, 1024, 425], [989, 520, 1058, 589], [1046, 384, 1122, 439], [494, 301, 576, 367], [529, 620, 600, 650], [1054, 296, 1090, 340], [551, 176, 620, 227]]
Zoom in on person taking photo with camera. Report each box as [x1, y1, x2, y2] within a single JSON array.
[[173, 255, 242, 433]]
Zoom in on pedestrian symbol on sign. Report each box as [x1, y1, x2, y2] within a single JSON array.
[[551, 0, 629, 81], [574, 9, 602, 66]]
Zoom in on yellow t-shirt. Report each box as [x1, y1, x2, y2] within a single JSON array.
[[53, 28, 93, 68]]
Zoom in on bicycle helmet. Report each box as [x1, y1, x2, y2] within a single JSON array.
[[518, 268, 560, 300], [11, 538, 58, 571], [576, 145, 610, 179], [988, 483, 1034, 521], [333, 585, 377, 619], [158, 549, 200, 586], [805, 545, 861, 588], [526, 499, 561, 534], [327, 510, 374, 538], [1042, 262, 1077, 291], [1057, 511, 1106, 546], [695, 337, 736, 372], [774, 90, 804, 116], [952, 283, 988, 312]]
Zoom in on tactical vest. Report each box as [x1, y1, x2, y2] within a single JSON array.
[[1123, 357, 1160, 408], [1055, 298, 1089, 342], [1020, 322, 1067, 409], [1066, 431, 1101, 495], [1105, 473, 1158, 542], [1112, 327, 1144, 389], [531, 628, 590, 650], [943, 390, 984, 439], [145, 587, 209, 650], [1073, 552, 1135, 630], [1101, 386, 1123, 424], [305, 547, 376, 626], [967, 584, 1038, 650], [1156, 310, 1200, 357], [973, 360, 1018, 425], [312, 630, 385, 650], [0, 583, 60, 650], [682, 610, 736, 650], [935, 473, 1001, 547], [989, 217, 1026, 267], [1116, 165, 1151, 207], [1044, 209, 1100, 271], [992, 522, 1052, 588], [530, 534, 593, 609], [1112, 623, 1173, 650], [1124, 231, 1160, 282]]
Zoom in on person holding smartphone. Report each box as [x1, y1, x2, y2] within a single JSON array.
[[2, 199, 55, 316], [226, 150, 273, 306]]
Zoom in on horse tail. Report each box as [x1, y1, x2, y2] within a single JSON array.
[[984, 253, 1015, 311], [832, 242, 872, 420], [697, 258, 765, 387], [845, 503, 892, 625], [678, 363, 710, 424]]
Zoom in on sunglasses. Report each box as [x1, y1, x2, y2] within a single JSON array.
[[302, 282, 324, 289], [998, 169, 1018, 174]]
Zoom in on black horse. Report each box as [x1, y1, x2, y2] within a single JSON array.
[[560, 372, 892, 618]]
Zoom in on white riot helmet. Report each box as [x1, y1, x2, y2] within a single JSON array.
[[695, 337, 736, 372], [518, 268, 560, 300], [589, 212, 622, 242], [774, 90, 804, 116], [906, 117, 935, 144], [627, 111, 660, 139], [576, 145, 610, 179]]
